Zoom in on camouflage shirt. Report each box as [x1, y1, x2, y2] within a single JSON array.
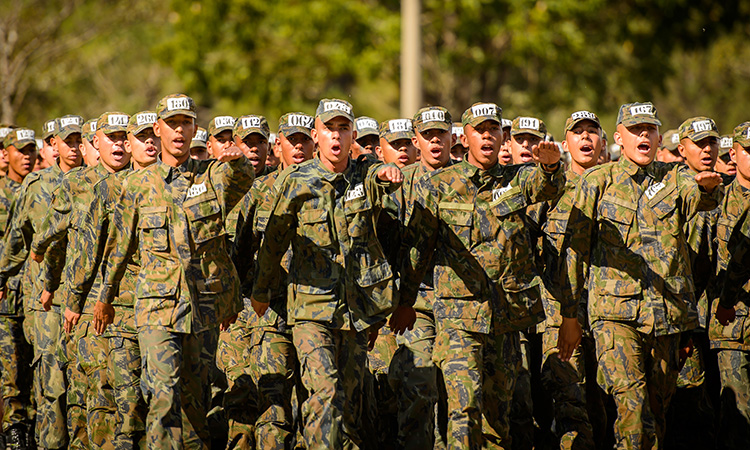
[[400, 160, 565, 335], [0, 176, 24, 316], [226, 164, 275, 244], [711, 180, 750, 350], [0, 163, 82, 311], [98, 156, 254, 333], [566, 157, 723, 336], [252, 157, 401, 332]]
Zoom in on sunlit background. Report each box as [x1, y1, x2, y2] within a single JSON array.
[[2, 0, 750, 140]]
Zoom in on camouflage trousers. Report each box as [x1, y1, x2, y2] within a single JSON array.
[[138, 326, 218, 450], [592, 321, 680, 450], [664, 331, 716, 450], [0, 315, 34, 431], [217, 324, 296, 450], [716, 349, 750, 450], [62, 322, 88, 450], [106, 332, 147, 450], [388, 314, 444, 450], [511, 330, 550, 450], [293, 321, 368, 450], [541, 327, 598, 450], [433, 325, 521, 450], [31, 306, 68, 449], [363, 325, 398, 449]]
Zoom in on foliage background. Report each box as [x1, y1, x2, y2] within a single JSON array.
[[2, 0, 750, 139]]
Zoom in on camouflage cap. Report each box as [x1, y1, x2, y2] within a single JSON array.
[[97, 112, 130, 134], [461, 102, 502, 127], [354, 116, 379, 138], [733, 122, 750, 147], [42, 118, 58, 141], [208, 116, 236, 137], [128, 111, 157, 135], [279, 112, 314, 137], [719, 135, 733, 157], [678, 116, 719, 143], [315, 99, 354, 123], [413, 106, 451, 133], [81, 119, 98, 142], [5, 128, 37, 149], [55, 115, 83, 139], [451, 122, 464, 139], [501, 118, 513, 129], [616, 102, 661, 127], [191, 127, 208, 149], [564, 110, 601, 133], [511, 116, 547, 139], [602, 130, 608, 141], [662, 129, 680, 151], [379, 119, 415, 143], [0, 124, 15, 148], [156, 93, 197, 120], [234, 115, 270, 139]]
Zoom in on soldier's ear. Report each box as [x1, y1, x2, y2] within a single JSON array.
[[730, 146, 737, 163], [677, 143, 687, 158], [153, 120, 162, 138], [460, 132, 468, 148], [561, 140, 569, 153], [613, 130, 622, 146], [311, 128, 319, 145]]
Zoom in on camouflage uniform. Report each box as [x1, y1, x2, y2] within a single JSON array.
[[252, 143, 400, 449], [565, 108, 723, 449], [0, 156, 85, 449], [0, 173, 34, 437], [96, 134, 252, 448], [708, 124, 750, 450], [400, 105, 565, 448]]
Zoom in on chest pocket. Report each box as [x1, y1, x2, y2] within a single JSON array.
[[138, 206, 169, 252], [598, 197, 635, 246], [255, 210, 270, 234], [544, 210, 569, 251], [439, 202, 473, 247], [298, 208, 332, 247], [491, 186, 527, 218], [184, 192, 225, 244], [345, 197, 372, 238], [647, 183, 679, 231]]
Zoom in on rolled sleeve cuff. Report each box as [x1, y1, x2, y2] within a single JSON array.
[[100, 284, 116, 305]]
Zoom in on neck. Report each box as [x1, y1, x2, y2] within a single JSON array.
[[58, 159, 80, 173], [737, 174, 750, 191], [7, 170, 23, 183], [162, 151, 189, 168], [133, 160, 155, 171], [570, 160, 589, 176], [320, 155, 348, 173]]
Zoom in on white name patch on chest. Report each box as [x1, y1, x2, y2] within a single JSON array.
[[644, 182, 665, 200], [492, 184, 513, 202], [345, 183, 365, 202], [187, 182, 207, 198]]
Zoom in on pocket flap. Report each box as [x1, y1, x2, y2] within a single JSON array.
[[599, 199, 635, 225], [501, 275, 540, 293], [299, 208, 328, 224], [439, 207, 473, 227], [595, 279, 642, 297], [185, 198, 221, 221], [138, 206, 167, 229], [492, 191, 527, 217], [664, 276, 694, 294], [198, 277, 226, 295], [356, 261, 393, 287]]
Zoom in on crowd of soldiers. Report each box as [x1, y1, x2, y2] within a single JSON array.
[[0, 93, 747, 450]]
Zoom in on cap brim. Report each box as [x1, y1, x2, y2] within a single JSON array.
[[467, 117, 501, 128], [415, 122, 451, 133], [382, 131, 415, 143], [511, 129, 545, 139], [565, 117, 600, 133], [209, 126, 234, 136], [11, 139, 36, 149], [235, 128, 269, 139], [621, 117, 662, 127], [279, 126, 312, 138], [735, 137, 750, 147], [317, 111, 353, 123], [56, 128, 82, 140], [356, 129, 379, 138], [129, 124, 154, 136], [159, 110, 197, 120], [684, 130, 719, 143]]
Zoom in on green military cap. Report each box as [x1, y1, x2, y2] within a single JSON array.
[[602, 130, 608, 141], [733, 122, 750, 147], [461, 102, 502, 127], [379, 119, 415, 143], [719, 135, 733, 157], [662, 129, 679, 151], [42, 118, 57, 141], [412, 106, 451, 133], [564, 110, 601, 133], [5, 128, 37, 149], [678, 116, 719, 143], [354, 116, 379, 138], [191, 127, 208, 149], [616, 102, 661, 127], [451, 122, 464, 139], [511, 116, 547, 139], [81, 119, 97, 142], [501, 118, 512, 129], [234, 115, 270, 139], [156, 93, 197, 120], [279, 112, 314, 137], [315, 98, 354, 123], [55, 115, 83, 139], [97, 112, 130, 134], [128, 111, 157, 135], [208, 116, 236, 136], [0, 124, 15, 148]]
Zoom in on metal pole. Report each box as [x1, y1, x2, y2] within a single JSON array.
[[401, 0, 422, 118]]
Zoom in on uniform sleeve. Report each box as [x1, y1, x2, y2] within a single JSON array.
[[398, 177, 439, 306], [31, 179, 72, 255], [211, 157, 255, 216], [521, 163, 565, 205], [677, 165, 724, 221], [41, 236, 67, 293], [251, 177, 298, 304], [98, 181, 140, 305], [0, 183, 34, 289], [719, 211, 750, 309], [563, 175, 599, 317], [232, 188, 261, 298]]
